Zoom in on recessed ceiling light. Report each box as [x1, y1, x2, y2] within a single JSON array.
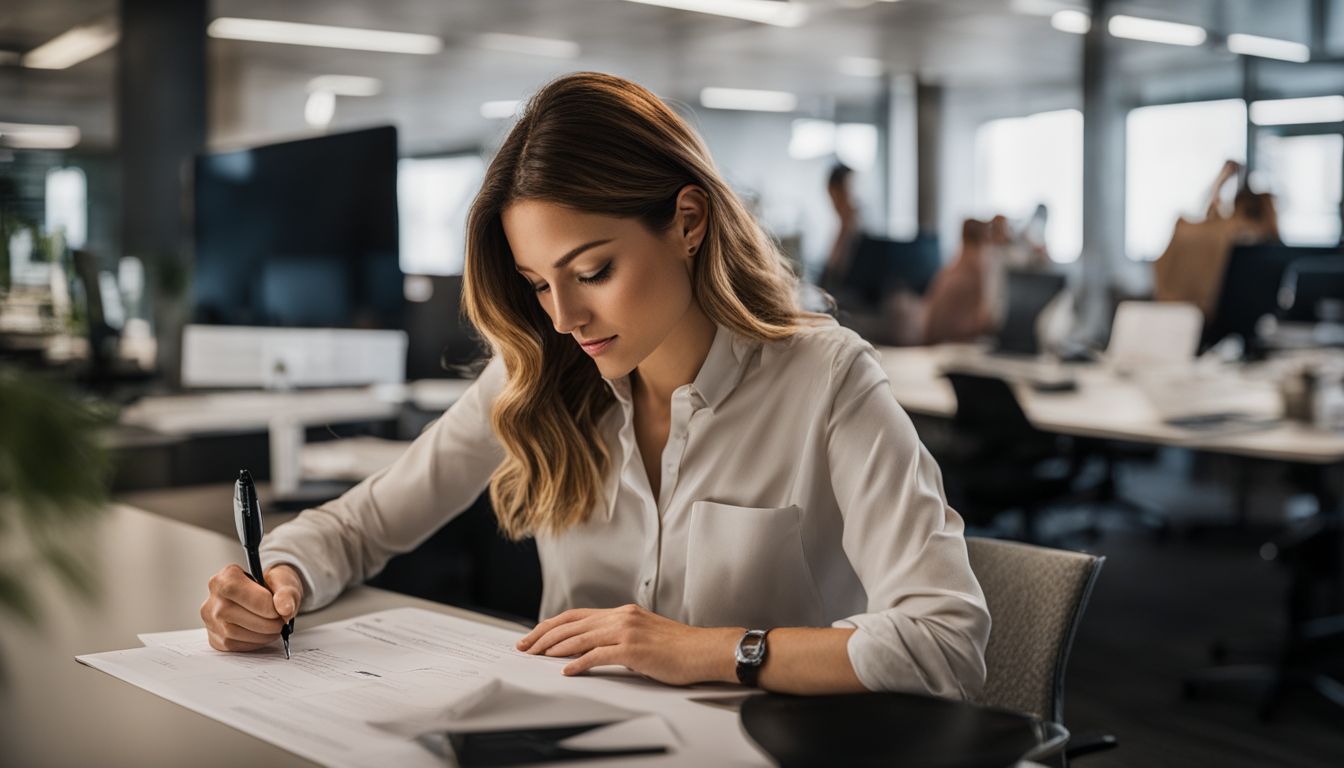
[[208, 18, 442, 55], [621, 0, 808, 28], [699, 87, 798, 112], [1050, 10, 1090, 35], [474, 33, 580, 59], [307, 75, 382, 97], [1227, 33, 1310, 63], [1107, 15, 1206, 47], [304, 91, 336, 128], [0, 121, 81, 149], [22, 19, 118, 69], [1249, 95, 1344, 126]]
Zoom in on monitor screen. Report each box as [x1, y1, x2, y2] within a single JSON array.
[[192, 125, 402, 329]]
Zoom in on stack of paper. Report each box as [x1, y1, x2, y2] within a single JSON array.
[[75, 608, 711, 767]]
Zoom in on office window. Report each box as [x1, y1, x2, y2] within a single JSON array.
[[398, 154, 486, 276], [1257, 132, 1343, 247], [1126, 99, 1247, 261], [973, 109, 1082, 263], [45, 166, 87, 250], [787, 119, 878, 172]]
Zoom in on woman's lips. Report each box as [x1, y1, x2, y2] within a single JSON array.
[[579, 335, 617, 356]]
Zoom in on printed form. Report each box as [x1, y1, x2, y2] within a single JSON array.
[[76, 607, 764, 767]]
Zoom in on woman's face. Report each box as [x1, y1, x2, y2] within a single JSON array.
[[503, 194, 703, 379]]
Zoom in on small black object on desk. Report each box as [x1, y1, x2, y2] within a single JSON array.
[[448, 723, 666, 766], [740, 691, 1054, 768]]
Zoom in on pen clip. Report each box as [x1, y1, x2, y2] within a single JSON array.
[[233, 469, 264, 552]]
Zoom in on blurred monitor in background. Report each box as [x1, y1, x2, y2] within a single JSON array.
[[192, 126, 402, 330]]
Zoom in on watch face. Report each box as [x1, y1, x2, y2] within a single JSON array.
[[736, 630, 767, 664]]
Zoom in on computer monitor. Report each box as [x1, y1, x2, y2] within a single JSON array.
[[1204, 244, 1343, 351], [192, 126, 402, 330], [842, 233, 942, 307], [1279, 255, 1344, 323], [994, 270, 1066, 355]]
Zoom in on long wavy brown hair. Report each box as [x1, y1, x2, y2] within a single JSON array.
[[463, 71, 814, 540]]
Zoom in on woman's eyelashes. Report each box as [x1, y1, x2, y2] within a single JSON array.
[[529, 261, 613, 294], [579, 261, 614, 285]]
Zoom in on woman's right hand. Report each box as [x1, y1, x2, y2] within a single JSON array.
[[201, 563, 304, 652]]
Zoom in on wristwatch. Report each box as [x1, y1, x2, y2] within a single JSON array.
[[735, 629, 770, 687]]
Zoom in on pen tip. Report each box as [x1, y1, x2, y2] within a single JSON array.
[[284, 641, 291, 660]]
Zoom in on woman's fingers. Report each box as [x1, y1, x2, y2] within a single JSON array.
[[215, 601, 286, 635], [526, 615, 606, 656], [206, 628, 270, 653], [563, 645, 624, 676], [264, 565, 304, 620], [544, 627, 624, 658], [214, 565, 280, 618], [221, 621, 277, 645], [517, 608, 596, 650]]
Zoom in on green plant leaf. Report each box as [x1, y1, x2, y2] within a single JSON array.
[[0, 567, 40, 625]]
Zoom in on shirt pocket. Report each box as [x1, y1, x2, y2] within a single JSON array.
[[684, 501, 823, 629]]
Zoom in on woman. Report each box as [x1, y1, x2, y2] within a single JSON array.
[[200, 72, 989, 698]]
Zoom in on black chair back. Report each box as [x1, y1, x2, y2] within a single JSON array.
[[994, 270, 1066, 355], [947, 372, 1036, 448], [1205, 244, 1343, 351]]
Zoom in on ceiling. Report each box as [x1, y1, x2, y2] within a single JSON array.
[[0, 0, 1332, 151]]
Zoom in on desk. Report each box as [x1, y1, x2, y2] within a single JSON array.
[[878, 345, 1344, 465], [0, 505, 764, 767]]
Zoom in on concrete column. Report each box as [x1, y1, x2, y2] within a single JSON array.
[[1080, 0, 1124, 338], [915, 78, 942, 235], [117, 0, 207, 384]]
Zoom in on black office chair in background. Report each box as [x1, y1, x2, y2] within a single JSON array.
[[1203, 244, 1344, 356], [938, 372, 1088, 543]]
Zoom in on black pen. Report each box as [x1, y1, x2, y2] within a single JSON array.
[[233, 469, 294, 659]]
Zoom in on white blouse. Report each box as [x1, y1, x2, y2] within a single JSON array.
[[260, 319, 990, 697]]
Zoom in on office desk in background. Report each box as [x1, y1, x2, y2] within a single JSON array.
[[877, 345, 1344, 465]]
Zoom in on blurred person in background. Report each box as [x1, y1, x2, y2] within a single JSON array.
[[1154, 160, 1281, 319], [922, 218, 996, 344], [983, 211, 1052, 324], [819, 163, 861, 295]]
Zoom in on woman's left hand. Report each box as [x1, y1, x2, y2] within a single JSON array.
[[516, 604, 742, 686]]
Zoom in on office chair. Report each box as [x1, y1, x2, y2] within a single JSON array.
[[994, 270, 1067, 356], [1183, 506, 1344, 720], [1203, 244, 1342, 356], [1279, 256, 1344, 323], [966, 537, 1117, 764], [940, 372, 1083, 542]]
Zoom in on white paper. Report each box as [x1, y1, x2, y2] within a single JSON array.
[[79, 607, 770, 767]]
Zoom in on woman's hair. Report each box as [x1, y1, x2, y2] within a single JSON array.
[[463, 71, 811, 540], [1233, 186, 1280, 242]]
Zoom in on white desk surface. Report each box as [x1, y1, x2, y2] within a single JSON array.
[[877, 345, 1344, 465], [0, 505, 767, 767], [118, 379, 475, 437]]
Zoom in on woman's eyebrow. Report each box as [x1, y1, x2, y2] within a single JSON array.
[[517, 238, 614, 274]]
